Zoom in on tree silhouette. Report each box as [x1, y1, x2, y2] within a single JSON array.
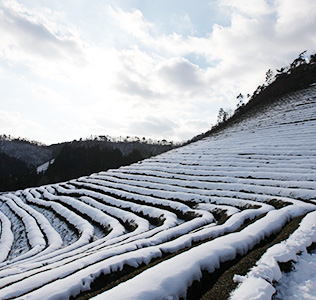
[[236, 93, 244, 109], [290, 50, 307, 70], [217, 108, 228, 124], [310, 53, 316, 64], [265, 69, 274, 85]]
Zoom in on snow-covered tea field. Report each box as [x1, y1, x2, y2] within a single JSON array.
[[0, 86, 316, 299]]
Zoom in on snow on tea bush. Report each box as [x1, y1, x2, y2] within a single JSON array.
[[0, 86, 316, 299]]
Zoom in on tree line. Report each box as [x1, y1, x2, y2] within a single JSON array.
[[0, 136, 179, 192], [212, 50, 316, 131]]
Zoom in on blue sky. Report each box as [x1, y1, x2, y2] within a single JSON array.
[[1, 0, 316, 144]]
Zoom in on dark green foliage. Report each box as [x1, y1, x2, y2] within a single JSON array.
[[217, 108, 229, 124], [1, 135, 176, 190], [265, 69, 274, 85], [44, 145, 144, 183], [0, 153, 29, 177], [0, 153, 38, 192], [236, 93, 244, 109], [0, 135, 52, 167], [310, 53, 316, 64], [0, 145, 145, 190]]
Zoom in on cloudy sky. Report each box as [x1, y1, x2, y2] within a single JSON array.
[[1, 0, 316, 144]]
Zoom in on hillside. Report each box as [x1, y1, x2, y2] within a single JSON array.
[[0, 137, 52, 167], [0, 136, 175, 192], [0, 85, 315, 299]]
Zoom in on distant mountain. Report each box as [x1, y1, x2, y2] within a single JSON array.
[[0, 136, 53, 167], [0, 152, 38, 192], [0, 152, 29, 177], [0, 135, 176, 191], [40, 144, 145, 184], [2, 51, 316, 193]]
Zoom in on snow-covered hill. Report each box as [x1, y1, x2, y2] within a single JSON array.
[[0, 86, 316, 299], [0, 137, 52, 167]]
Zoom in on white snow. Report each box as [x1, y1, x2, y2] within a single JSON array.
[[230, 210, 316, 300], [0, 210, 13, 262], [36, 159, 55, 174], [0, 86, 315, 299], [274, 251, 316, 300], [91, 205, 314, 300]]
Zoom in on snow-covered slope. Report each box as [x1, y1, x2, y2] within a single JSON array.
[[0, 87, 316, 299], [36, 159, 55, 174]]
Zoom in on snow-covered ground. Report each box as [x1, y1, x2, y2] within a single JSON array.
[[0, 86, 315, 299], [36, 159, 54, 174], [273, 250, 316, 300]]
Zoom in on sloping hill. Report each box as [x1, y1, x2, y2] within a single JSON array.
[[0, 86, 316, 299], [0, 136, 174, 192], [0, 137, 52, 168]]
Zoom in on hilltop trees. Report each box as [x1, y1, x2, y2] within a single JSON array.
[[188, 50, 316, 144], [246, 50, 316, 107], [1, 134, 179, 191], [265, 69, 274, 85], [236, 93, 244, 109], [0, 135, 52, 167], [217, 108, 229, 124], [290, 50, 307, 69], [45, 146, 126, 182], [0, 153, 38, 192]]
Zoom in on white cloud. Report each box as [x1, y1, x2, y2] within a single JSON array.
[[158, 57, 206, 92], [219, 0, 273, 17], [0, 110, 44, 139], [128, 116, 179, 138], [170, 13, 196, 36], [0, 0, 84, 65], [275, 0, 316, 38], [107, 5, 157, 45], [0, 0, 316, 144], [30, 84, 71, 107]]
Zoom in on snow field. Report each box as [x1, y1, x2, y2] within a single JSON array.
[[273, 250, 316, 299], [231, 210, 316, 300], [0, 194, 46, 264], [0, 210, 13, 263], [0, 86, 315, 299], [91, 204, 314, 300]]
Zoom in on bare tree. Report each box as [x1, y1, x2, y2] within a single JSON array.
[[265, 69, 274, 85], [217, 108, 228, 124], [236, 93, 244, 109]]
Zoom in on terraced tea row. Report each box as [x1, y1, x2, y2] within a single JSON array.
[[0, 87, 316, 299]]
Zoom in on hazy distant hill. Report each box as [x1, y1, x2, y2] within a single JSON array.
[[0, 135, 176, 191], [0, 136, 53, 167], [0, 152, 37, 192]]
